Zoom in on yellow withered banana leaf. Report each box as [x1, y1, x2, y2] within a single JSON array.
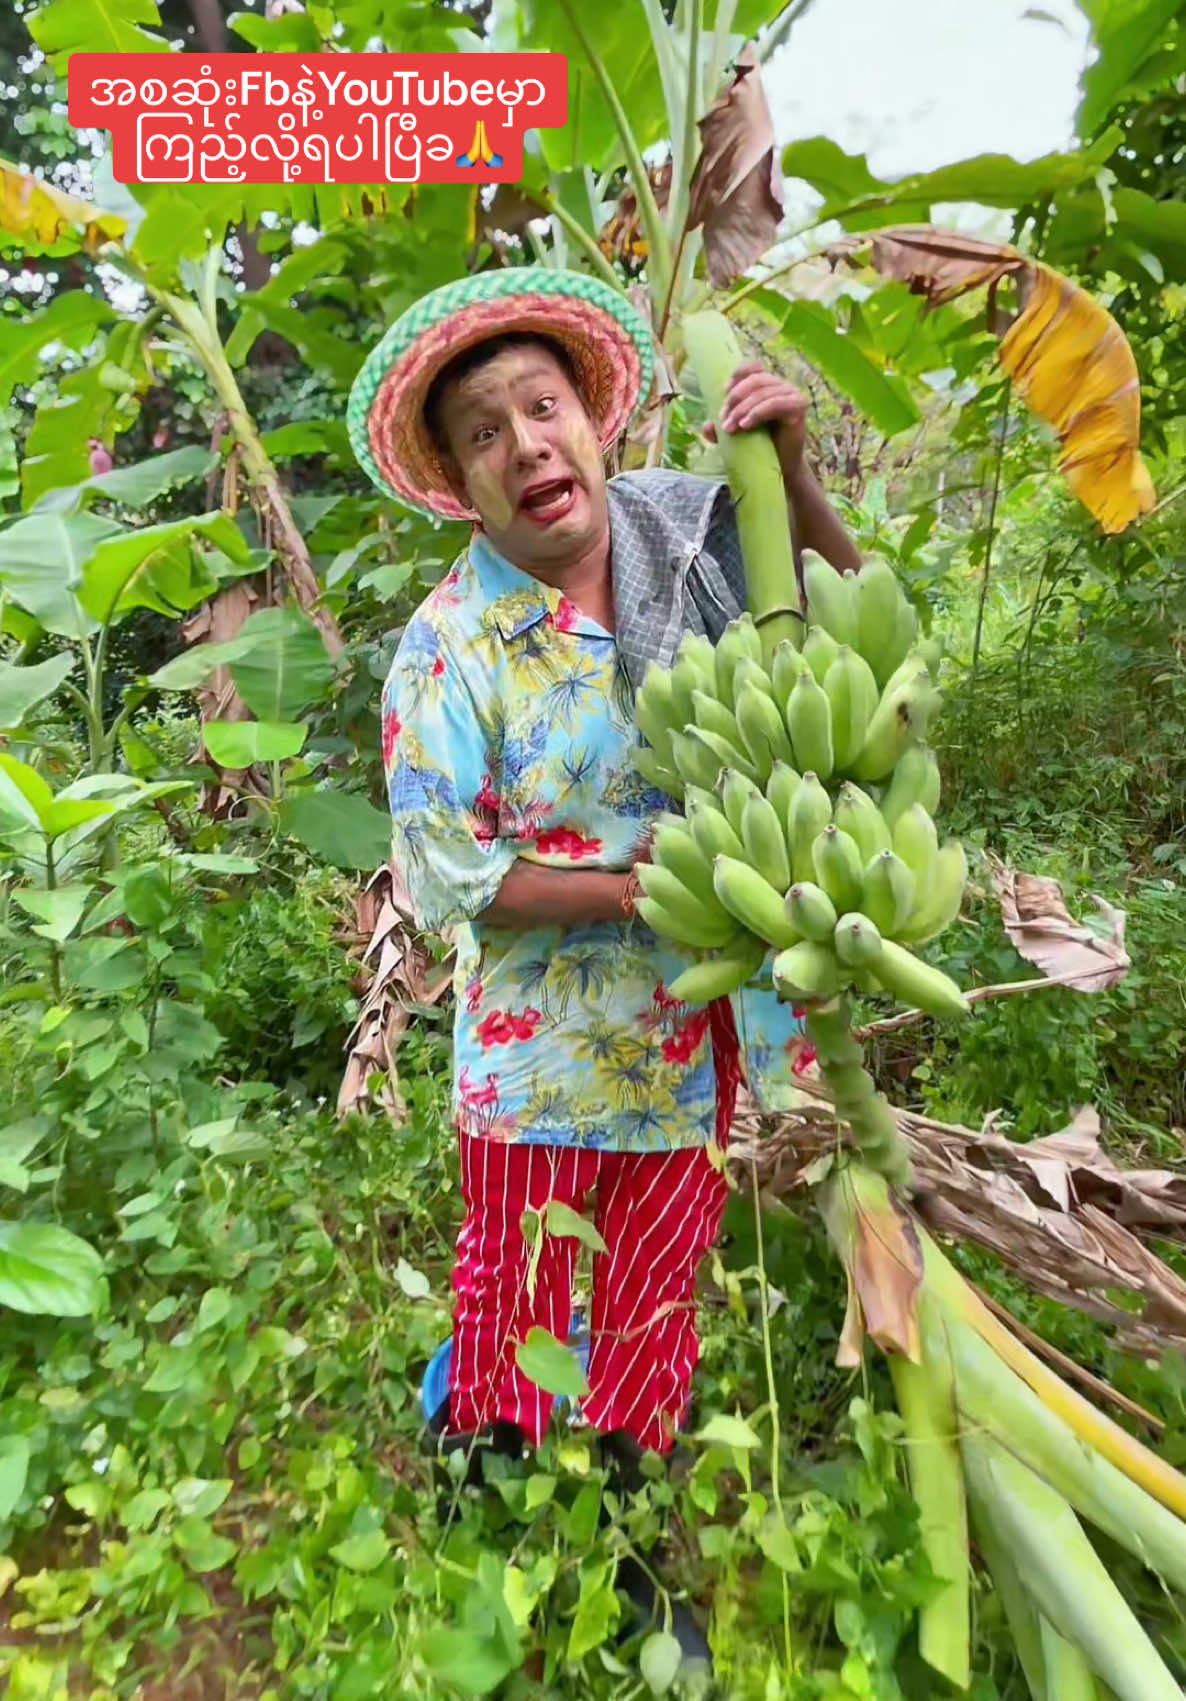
[[0, 156, 127, 257], [828, 225, 1156, 535]]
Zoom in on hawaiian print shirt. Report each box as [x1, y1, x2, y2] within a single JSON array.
[[381, 472, 807, 1150]]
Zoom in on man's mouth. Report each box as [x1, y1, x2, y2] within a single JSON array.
[[518, 478, 577, 523]]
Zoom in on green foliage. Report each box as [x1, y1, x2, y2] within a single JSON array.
[[2, 1, 1186, 1696]]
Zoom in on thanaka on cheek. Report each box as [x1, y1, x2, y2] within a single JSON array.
[[465, 464, 514, 532]]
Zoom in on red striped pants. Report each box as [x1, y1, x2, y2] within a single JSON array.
[[448, 1131, 731, 1452]]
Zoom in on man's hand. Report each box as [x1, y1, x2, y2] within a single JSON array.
[[703, 359, 861, 575], [704, 360, 808, 486]]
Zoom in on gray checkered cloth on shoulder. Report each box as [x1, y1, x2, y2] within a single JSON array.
[[607, 468, 753, 693]]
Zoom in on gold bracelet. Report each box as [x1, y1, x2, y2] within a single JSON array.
[[621, 868, 643, 919]]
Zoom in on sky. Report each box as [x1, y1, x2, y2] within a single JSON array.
[[765, 0, 1094, 222]]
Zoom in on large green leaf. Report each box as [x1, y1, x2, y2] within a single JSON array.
[[149, 630, 264, 692], [228, 6, 325, 50], [777, 136, 885, 207], [261, 421, 353, 462], [0, 755, 54, 831], [32, 446, 219, 515], [129, 183, 303, 271], [20, 365, 121, 510], [228, 301, 364, 387], [78, 512, 251, 627], [0, 291, 114, 412], [29, 0, 168, 63], [226, 608, 336, 721], [1077, 0, 1183, 135], [0, 1220, 105, 1316], [204, 720, 308, 768], [0, 654, 76, 730], [519, 0, 668, 173], [781, 133, 1120, 225], [1047, 183, 1186, 281], [276, 790, 394, 870], [514, 1325, 589, 1398], [0, 1436, 30, 1521], [746, 291, 920, 437], [10, 885, 91, 942], [0, 510, 119, 638]]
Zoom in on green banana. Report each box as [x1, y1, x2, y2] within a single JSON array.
[[671, 727, 726, 792], [803, 625, 840, 685], [765, 760, 801, 834], [834, 781, 892, 864], [878, 597, 919, 687], [635, 895, 736, 951], [812, 823, 865, 914], [682, 784, 717, 815], [638, 860, 734, 937], [853, 557, 906, 682], [636, 662, 679, 765], [850, 672, 935, 783], [772, 938, 840, 1002], [692, 725, 761, 785], [732, 656, 778, 704], [833, 912, 883, 967], [786, 881, 838, 942], [881, 649, 931, 702], [670, 646, 715, 724], [691, 687, 744, 748], [713, 855, 801, 948], [786, 670, 835, 780], [717, 768, 761, 838], [678, 632, 717, 673], [714, 612, 764, 705], [687, 796, 746, 863], [771, 638, 810, 707], [741, 790, 792, 892], [634, 746, 683, 798], [900, 840, 968, 945], [879, 743, 941, 829], [788, 771, 833, 883], [652, 821, 719, 909], [821, 645, 880, 772], [804, 552, 857, 646], [860, 849, 917, 937], [893, 802, 939, 885], [735, 681, 796, 779], [871, 938, 969, 1020], [666, 932, 769, 1005]]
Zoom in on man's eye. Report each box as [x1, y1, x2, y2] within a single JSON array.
[[533, 395, 557, 416], [473, 425, 496, 444]]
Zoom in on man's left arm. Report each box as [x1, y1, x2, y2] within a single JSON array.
[[709, 361, 862, 575]]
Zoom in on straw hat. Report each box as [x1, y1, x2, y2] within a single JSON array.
[[346, 266, 656, 521]]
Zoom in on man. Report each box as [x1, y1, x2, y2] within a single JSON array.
[[345, 266, 857, 1594]]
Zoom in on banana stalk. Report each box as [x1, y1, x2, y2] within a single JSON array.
[[681, 309, 803, 663], [961, 1433, 1183, 1701], [803, 999, 913, 1188], [667, 299, 1186, 1701], [888, 1289, 970, 1690]]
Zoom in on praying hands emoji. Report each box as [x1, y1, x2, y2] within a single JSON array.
[[456, 118, 503, 169]]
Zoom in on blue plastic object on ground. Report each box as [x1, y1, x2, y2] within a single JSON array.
[[420, 1311, 591, 1423]]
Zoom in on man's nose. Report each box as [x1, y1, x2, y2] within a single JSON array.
[[509, 414, 551, 460]]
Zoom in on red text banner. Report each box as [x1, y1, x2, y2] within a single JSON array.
[[67, 53, 568, 185]]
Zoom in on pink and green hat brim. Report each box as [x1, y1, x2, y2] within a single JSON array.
[[346, 266, 656, 521]]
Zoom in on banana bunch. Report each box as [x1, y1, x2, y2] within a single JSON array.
[[635, 753, 967, 1017], [631, 555, 970, 1023], [633, 554, 944, 804]]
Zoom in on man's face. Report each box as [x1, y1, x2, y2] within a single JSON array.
[[435, 344, 609, 570]]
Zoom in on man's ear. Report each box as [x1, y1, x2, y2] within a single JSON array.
[[437, 448, 470, 509]]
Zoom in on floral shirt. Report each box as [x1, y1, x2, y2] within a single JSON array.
[[381, 488, 805, 1150]]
